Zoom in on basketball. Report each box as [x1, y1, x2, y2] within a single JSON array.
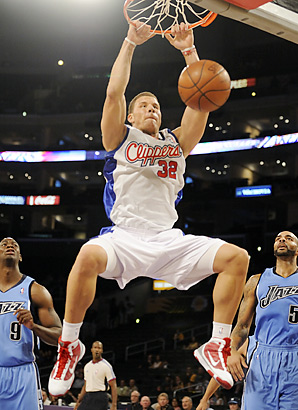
[[178, 60, 231, 112]]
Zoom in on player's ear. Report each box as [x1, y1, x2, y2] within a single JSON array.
[[19, 253, 22, 262], [127, 113, 134, 124]]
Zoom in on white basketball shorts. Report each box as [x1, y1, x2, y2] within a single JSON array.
[[82, 226, 225, 291]]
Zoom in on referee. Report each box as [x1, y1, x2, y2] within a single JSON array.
[[74, 341, 117, 410]]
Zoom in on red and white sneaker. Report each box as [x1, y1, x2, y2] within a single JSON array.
[[48, 337, 85, 396], [194, 337, 234, 389]]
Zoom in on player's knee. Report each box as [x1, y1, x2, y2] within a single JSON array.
[[230, 246, 250, 274], [214, 243, 249, 276], [75, 245, 107, 276], [219, 244, 249, 273]]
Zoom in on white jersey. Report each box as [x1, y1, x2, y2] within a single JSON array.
[[84, 359, 116, 392], [103, 125, 185, 231]]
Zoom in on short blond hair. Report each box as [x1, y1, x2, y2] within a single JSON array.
[[128, 91, 159, 114], [158, 393, 169, 400]]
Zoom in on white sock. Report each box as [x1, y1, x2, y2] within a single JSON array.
[[61, 320, 83, 342], [211, 321, 232, 339]]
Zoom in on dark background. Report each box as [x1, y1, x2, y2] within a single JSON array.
[[1, 0, 298, 341]]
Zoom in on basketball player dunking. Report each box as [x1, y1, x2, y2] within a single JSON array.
[[49, 21, 249, 396]]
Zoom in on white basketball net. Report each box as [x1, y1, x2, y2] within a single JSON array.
[[124, 0, 216, 35]]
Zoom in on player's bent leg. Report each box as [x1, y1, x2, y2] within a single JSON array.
[[64, 244, 108, 323], [194, 244, 249, 390], [212, 244, 249, 323], [49, 244, 107, 397]]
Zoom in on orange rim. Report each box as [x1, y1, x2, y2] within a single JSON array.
[[199, 11, 217, 27], [123, 0, 217, 34]]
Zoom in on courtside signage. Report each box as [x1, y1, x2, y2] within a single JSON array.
[[235, 185, 272, 197], [153, 280, 175, 291], [1, 132, 297, 162], [0, 195, 26, 205], [231, 77, 256, 89], [26, 195, 60, 206]]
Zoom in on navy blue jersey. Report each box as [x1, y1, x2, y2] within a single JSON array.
[[0, 275, 38, 366], [255, 267, 298, 345]]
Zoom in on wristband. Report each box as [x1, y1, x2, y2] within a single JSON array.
[[125, 37, 137, 47], [181, 45, 196, 56]]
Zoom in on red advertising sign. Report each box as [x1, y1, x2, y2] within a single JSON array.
[[231, 78, 256, 89], [26, 195, 60, 206]]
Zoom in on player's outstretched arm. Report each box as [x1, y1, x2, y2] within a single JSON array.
[[228, 274, 260, 381], [101, 21, 153, 151], [166, 24, 209, 157], [227, 338, 249, 383], [165, 22, 194, 53]]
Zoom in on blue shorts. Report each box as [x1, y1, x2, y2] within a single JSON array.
[[0, 362, 43, 410], [243, 342, 298, 410]]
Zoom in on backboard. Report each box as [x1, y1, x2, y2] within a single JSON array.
[[189, 0, 298, 43]]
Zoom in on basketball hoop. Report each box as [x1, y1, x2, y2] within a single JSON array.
[[123, 0, 217, 36]]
